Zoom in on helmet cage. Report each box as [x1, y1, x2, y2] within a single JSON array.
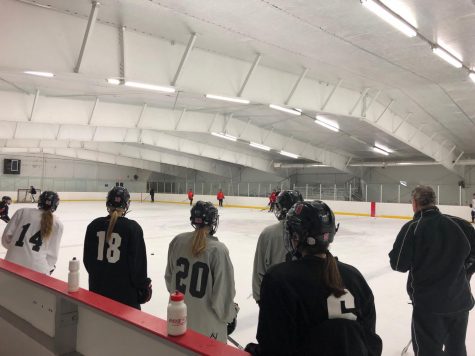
[[190, 201, 219, 235], [106, 187, 130, 214], [274, 190, 304, 221], [38, 191, 60, 212]]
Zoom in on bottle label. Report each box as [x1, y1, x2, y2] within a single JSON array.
[[168, 317, 186, 326]]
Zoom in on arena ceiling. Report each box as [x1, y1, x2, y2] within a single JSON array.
[[1, 0, 475, 178]]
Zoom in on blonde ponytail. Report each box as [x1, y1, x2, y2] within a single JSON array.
[[106, 209, 124, 242], [40, 210, 54, 240], [191, 227, 209, 257]]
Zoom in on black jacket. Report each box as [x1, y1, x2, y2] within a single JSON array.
[[83, 216, 149, 309], [255, 256, 382, 356], [389, 207, 475, 314], [0, 202, 9, 219]]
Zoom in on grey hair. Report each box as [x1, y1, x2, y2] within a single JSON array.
[[411, 185, 436, 208]]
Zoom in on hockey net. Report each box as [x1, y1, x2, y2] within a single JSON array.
[[16, 189, 41, 203]]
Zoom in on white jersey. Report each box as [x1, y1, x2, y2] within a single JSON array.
[[1, 208, 63, 275], [252, 220, 287, 302], [165, 232, 237, 342], [472, 198, 475, 212]]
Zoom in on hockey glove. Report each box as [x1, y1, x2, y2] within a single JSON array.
[[49, 265, 56, 275], [227, 303, 240, 335], [138, 278, 152, 304]]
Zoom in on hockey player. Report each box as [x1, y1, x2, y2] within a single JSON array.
[[29, 186, 37, 203], [268, 190, 277, 212], [83, 187, 152, 310], [1, 191, 63, 275], [252, 190, 303, 303], [389, 185, 475, 356], [187, 188, 194, 206], [0, 196, 12, 223], [217, 189, 225, 207], [246, 201, 382, 356], [165, 201, 238, 343]]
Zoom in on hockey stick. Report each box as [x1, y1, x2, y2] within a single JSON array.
[[227, 336, 244, 350], [401, 339, 412, 355]]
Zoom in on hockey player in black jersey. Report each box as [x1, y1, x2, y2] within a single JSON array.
[[83, 187, 152, 309], [0, 196, 12, 223], [389, 185, 475, 356], [246, 201, 382, 356]]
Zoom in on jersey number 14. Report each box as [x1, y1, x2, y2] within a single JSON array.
[[15, 223, 42, 252]]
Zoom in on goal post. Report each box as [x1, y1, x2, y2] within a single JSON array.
[[16, 189, 42, 203]]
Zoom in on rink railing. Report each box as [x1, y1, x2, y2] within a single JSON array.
[[0, 259, 248, 356]]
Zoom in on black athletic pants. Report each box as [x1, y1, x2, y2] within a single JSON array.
[[411, 308, 469, 356], [471, 210, 474, 222], [218, 199, 223, 207]]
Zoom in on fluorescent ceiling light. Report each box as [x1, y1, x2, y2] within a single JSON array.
[[374, 142, 393, 153], [269, 104, 302, 116], [211, 132, 237, 142], [311, 164, 328, 167], [373, 147, 389, 156], [107, 78, 121, 85], [400, 180, 408, 187], [361, 0, 417, 37], [315, 115, 340, 132], [124, 81, 176, 93], [280, 150, 299, 159], [395, 162, 415, 166], [24, 71, 54, 78], [206, 94, 250, 104], [432, 47, 463, 68], [469, 72, 475, 83], [249, 142, 271, 151]]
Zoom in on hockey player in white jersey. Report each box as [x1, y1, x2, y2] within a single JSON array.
[[1, 191, 63, 275], [165, 201, 238, 343], [252, 190, 303, 303]]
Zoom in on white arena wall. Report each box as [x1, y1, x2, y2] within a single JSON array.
[[1, 191, 471, 221]]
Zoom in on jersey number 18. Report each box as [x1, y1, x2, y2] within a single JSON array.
[[96, 231, 122, 263]]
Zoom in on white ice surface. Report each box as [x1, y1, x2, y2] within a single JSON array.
[[0, 201, 473, 356]]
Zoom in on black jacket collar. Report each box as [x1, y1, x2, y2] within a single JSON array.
[[413, 206, 439, 219]]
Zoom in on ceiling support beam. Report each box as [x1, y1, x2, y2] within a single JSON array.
[[237, 54, 261, 97], [321, 79, 342, 111], [136, 103, 147, 128], [375, 99, 394, 124], [171, 33, 197, 87], [88, 97, 99, 125], [74, 1, 100, 73], [349, 88, 369, 116], [29, 89, 40, 121], [285, 67, 308, 105], [119, 26, 126, 81], [393, 113, 411, 133], [363, 89, 381, 117]]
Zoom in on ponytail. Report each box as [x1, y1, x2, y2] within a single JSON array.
[[106, 209, 124, 242], [40, 210, 54, 240], [323, 250, 346, 298], [191, 227, 209, 257]]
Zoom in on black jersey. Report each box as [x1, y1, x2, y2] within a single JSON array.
[[389, 207, 475, 314], [83, 216, 149, 309], [0, 202, 9, 221], [256, 256, 382, 356]]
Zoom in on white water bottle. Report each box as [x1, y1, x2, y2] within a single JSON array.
[[167, 291, 187, 336], [68, 257, 80, 292]]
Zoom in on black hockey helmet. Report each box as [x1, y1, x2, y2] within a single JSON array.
[[38, 191, 60, 212], [2, 196, 12, 204], [285, 200, 338, 254], [274, 190, 304, 221], [106, 186, 130, 212], [190, 201, 219, 235]]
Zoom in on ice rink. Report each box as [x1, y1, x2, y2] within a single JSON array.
[[1, 200, 474, 356]]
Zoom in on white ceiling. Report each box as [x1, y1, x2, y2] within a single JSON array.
[[1, 0, 474, 178]]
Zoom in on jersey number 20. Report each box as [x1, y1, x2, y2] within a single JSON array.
[[96, 231, 122, 263], [327, 289, 357, 320], [175, 257, 209, 298]]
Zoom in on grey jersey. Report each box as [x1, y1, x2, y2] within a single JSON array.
[[165, 232, 237, 342], [252, 220, 287, 302]]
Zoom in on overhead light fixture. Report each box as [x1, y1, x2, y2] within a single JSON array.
[[107, 78, 121, 85], [373, 146, 389, 156], [315, 115, 340, 132], [374, 142, 393, 153], [269, 104, 302, 116], [469, 72, 475, 83], [432, 47, 463, 68], [400, 180, 408, 187], [206, 94, 250, 104], [124, 81, 176, 93], [249, 142, 271, 151], [211, 132, 237, 142], [311, 164, 328, 167], [395, 162, 415, 166], [24, 71, 54, 78], [280, 150, 299, 159], [361, 0, 417, 38]]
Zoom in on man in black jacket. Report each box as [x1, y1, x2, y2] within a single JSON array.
[[389, 185, 475, 356]]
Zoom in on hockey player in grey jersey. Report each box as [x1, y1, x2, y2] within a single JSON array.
[[165, 201, 238, 343], [252, 190, 303, 302]]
